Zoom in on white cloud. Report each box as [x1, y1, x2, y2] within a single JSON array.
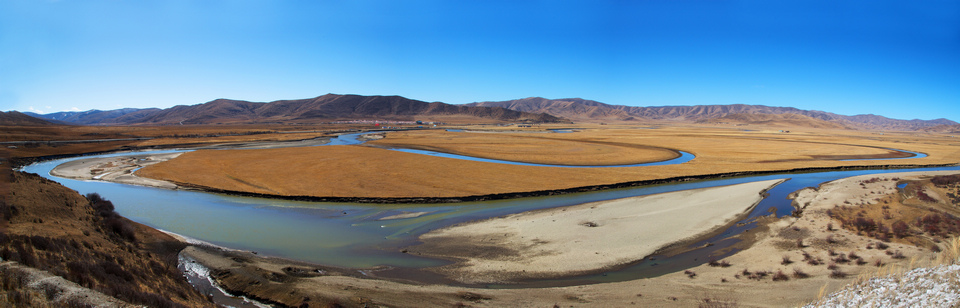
[[64, 107, 81, 112]]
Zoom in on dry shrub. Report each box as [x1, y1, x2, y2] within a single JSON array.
[[699, 295, 738, 308], [781, 256, 793, 265], [792, 268, 810, 279], [772, 270, 789, 281], [829, 269, 846, 279]]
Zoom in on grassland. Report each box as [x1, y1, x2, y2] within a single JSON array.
[[137, 124, 960, 199], [1, 123, 386, 161]]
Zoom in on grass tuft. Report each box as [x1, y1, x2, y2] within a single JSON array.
[[792, 268, 810, 279]]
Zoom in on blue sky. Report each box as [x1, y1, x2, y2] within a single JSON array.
[[2, 1, 958, 121]]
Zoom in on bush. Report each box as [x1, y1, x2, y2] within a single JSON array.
[[931, 175, 960, 186], [781, 256, 793, 265], [792, 268, 809, 279], [85, 194, 137, 242], [830, 269, 846, 279], [893, 221, 910, 238], [0, 199, 19, 221], [917, 189, 937, 202], [772, 270, 789, 281], [892, 250, 906, 259], [85, 193, 115, 217], [853, 217, 877, 232]]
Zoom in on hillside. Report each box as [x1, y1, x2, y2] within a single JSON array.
[[24, 108, 157, 126], [0, 111, 58, 126], [696, 113, 851, 129], [26, 94, 568, 125], [468, 97, 957, 130], [922, 124, 960, 134], [0, 171, 214, 307]]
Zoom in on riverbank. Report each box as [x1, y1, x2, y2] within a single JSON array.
[[178, 170, 960, 307], [407, 179, 785, 284]]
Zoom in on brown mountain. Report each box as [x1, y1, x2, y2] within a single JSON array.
[[922, 124, 960, 134], [466, 97, 637, 122], [467, 97, 957, 130], [696, 113, 851, 129], [27, 94, 568, 125], [0, 111, 59, 126]]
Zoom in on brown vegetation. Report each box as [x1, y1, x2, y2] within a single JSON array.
[[828, 177, 960, 250], [0, 172, 214, 307]]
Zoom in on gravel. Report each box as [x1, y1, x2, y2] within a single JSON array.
[[807, 264, 960, 307]]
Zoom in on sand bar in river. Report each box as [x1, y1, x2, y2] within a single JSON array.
[[51, 153, 183, 189], [409, 179, 786, 284]]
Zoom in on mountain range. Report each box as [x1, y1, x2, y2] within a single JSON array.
[[467, 97, 958, 130], [19, 94, 957, 131], [24, 94, 567, 125]]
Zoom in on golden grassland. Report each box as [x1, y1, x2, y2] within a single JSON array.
[[368, 129, 678, 165], [137, 124, 960, 199], [1, 124, 378, 159]]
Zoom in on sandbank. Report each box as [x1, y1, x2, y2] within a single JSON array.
[[408, 179, 786, 284], [377, 211, 432, 221], [51, 153, 183, 189]]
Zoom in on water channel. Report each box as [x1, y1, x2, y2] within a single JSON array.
[[18, 132, 959, 288]]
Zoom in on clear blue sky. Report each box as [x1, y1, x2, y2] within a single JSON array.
[[2, 1, 958, 121]]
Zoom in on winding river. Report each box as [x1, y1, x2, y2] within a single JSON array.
[[18, 132, 957, 287]]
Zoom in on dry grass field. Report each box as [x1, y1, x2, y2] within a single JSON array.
[[137, 124, 960, 199], [1, 124, 380, 161]]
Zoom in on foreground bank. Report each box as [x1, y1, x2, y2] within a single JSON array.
[[0, 171, 215, 307], [180, 170, 960, 307]]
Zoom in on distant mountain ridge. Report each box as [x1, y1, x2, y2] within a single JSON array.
[[22, 95, 955, 130], [0, 111, 59, 126], [695, 113, 851, 129], [467, 97, 957, 130], [25, 94, 568, 125]]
